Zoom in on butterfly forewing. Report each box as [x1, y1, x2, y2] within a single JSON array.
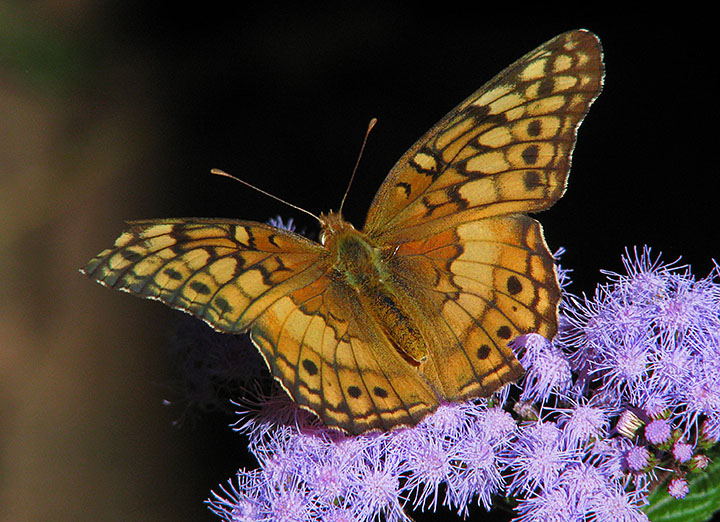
[[81, 219, 326, 332], [82, 218, 441, 434], [363, 29, 603, 243]]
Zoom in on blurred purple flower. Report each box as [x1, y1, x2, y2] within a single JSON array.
[[267, 215, 296, 232], [668, 477, 689, 499], [672, 441, 693, 463]]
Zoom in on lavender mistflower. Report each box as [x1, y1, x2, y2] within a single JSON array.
[[625, 445, 651, 472], [517, 334, 573, 403], [559, 462, 612, 512], [690, 454, 710, 471], [513, 484, 581, 522], [554, 397, 611, 450], [672, 441, 693, 463], [505, 420, 579, 495], [208, 470, 264, 521], [206, 247, 720, 521], [267, 215, 296, 232], [446, 424, 505, 514], [400, 431, 452, 512], [348, 445, 409, 522], [587, 487, 649, 522], [701, 417, 720, 445], [480, 406, 518, 444]]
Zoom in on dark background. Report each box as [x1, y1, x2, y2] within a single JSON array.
[[2, 3, 717, 521]]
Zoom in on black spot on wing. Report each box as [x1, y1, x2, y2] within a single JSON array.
[[164, 267, 183, 280], [521, 145, 539, 165], [121, 249, 144, 263], [523, 171, 542, 190], [214, 296, 233, 315], [476, 344, 491, 359], [538, 77, 555, 97], [507, 275, 523, 295], [527, 120, 542, 137], [497, 326, 512, 340], [303, 359, 319, 376], [373, 386, 389, 398], [465, 105, 509, 128], [463, 103, 490, 120], [189, 281, 212, 295]]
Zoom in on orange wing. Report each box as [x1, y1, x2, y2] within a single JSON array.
[[250, 271, 439, 433], [355, 30, 603, 406]]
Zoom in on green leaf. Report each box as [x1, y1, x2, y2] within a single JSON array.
[[645, 447, 720, 522]]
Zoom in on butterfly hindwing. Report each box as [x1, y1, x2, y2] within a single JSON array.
[[250, 270, 440, 434], [388, 215, 557, 401]]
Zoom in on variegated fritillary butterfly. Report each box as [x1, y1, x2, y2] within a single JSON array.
[[81, 30, 604, 434]]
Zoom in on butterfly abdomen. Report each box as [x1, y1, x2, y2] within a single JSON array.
[[365, 283, 427, 365]]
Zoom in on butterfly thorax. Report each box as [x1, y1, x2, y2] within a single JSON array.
[[319, 211, 428, 364], [319, 211, 387, 286]]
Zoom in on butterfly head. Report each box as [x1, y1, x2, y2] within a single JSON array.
[[318, 211, 356, 246]]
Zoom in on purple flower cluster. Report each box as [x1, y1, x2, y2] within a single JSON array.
[[207, 248, 720, 521]]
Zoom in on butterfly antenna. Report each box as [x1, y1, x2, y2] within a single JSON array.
[[338, 117, 377, 215], [210, 168, 322, 223]]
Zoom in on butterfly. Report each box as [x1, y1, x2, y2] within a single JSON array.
[[81, 30, 604, 434]]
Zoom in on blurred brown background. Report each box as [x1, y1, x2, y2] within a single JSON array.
[[1, 3, 717, 521]]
